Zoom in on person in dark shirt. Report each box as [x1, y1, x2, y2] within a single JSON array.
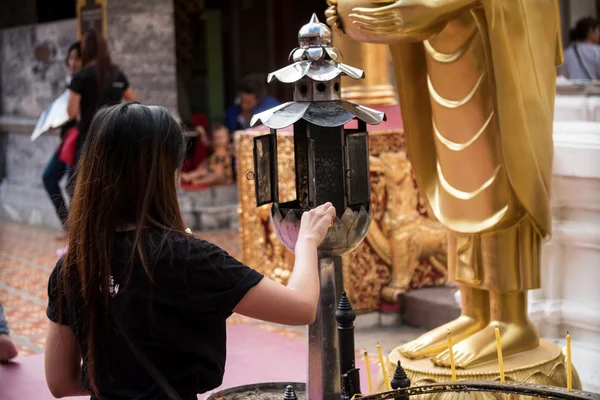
[[66, 29, 137, 191], [44, 102, 335, 399], [42, 41, 82, 238]]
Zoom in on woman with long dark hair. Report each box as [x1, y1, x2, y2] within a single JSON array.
[[67, 29, 137, 173], [44, 103, 334, 399], [561, 17, 600, 80]]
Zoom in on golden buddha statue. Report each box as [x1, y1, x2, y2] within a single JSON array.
[[326, 0, 564, 368]]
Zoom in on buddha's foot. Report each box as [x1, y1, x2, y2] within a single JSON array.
[[432, 320, 539, 368], [398, 315, 486, 359]]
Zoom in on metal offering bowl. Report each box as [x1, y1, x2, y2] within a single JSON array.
[[270, 203, 372, 257]]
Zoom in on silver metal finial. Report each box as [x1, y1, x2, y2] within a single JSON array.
[[298, 13, 332, 47]]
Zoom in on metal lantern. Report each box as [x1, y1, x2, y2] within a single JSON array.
[[250, 13, 386, 400]]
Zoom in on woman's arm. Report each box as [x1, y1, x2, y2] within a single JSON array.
[[234, 202, 335, 325], [44, 321, 88, 398], [67, 91, 81, 120], [122, 87, 138, 102], [196, 125, 211, 147]]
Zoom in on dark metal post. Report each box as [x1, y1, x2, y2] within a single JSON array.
[[336, 291, 361, 400], [391, 361, 411, 400], [282, 385, 298, 400], [307, 256, 342, 400]]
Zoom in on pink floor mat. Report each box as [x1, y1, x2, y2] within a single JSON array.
[[0, 324, 381, 400]]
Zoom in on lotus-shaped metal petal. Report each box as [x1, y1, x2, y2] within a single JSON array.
[[307, 47, 324, 61], [288, 46, 341, 62], [270, 204, 372, 257], [250, 100, 386, 129], [268, 60, 364, 84]]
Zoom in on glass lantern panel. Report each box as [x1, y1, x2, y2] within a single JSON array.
[[345, 131, 370, 206], [253, 132, 279, 206]]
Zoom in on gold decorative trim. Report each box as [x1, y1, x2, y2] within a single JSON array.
[[427, 72, 485, 109], [400, 351, 563, 377], [434, 112, 494, 151], [424, 29, 479, 64], [377, 341, 583, 398], [437, 163, 501, 200]]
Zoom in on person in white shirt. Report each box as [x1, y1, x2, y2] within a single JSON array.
[[561, 17, 600, 80]]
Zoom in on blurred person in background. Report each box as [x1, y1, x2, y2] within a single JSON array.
[[58, 29, 137, 257], [67, 29, 137, 193], [225, 74, 279, 133], [0, 301, 18, 362], [42, 41, 82, 240], [561, 17, 600, 80], [181, 122, 233, 187]]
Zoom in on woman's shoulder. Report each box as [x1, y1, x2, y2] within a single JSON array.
[[151, 229, 223, 258]]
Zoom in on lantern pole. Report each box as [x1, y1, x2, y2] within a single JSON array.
[[307, 256, 344, 400]]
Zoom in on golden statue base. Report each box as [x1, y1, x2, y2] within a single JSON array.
[[378, 340, 582, 399]]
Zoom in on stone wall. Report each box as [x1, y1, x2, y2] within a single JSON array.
[[106, 0, 179, 116], [0, 19, 77, 118]]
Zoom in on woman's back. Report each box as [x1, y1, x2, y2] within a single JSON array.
[[48, 228, 262, 399]]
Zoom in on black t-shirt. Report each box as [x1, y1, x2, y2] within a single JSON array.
[[69, 65, 130, 154], [46, 229, 263, 400]]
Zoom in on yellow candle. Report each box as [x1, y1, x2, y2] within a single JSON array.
[[377, 343, 392, 391], [364, 350, 373, 394], [567, 332, 573, 392], [447, 329, 457, 383], [494, 325, 505, 383]]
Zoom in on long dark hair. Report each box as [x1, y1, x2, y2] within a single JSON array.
[[58, 103, 186, 395], [81, 29, 113, 93], [570, 17, 599, 42]]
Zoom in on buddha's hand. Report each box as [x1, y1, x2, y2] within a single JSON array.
[[349, 0, 477, 40], [325, 0, 344, 34]]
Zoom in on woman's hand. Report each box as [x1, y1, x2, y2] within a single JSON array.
[[234, 202, 336, 326], [298, 202, 336, 247]]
